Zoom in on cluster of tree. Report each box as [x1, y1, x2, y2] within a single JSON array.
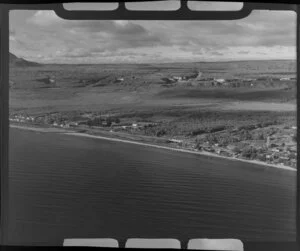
[[194, 127, 276, 149], [87, 117, 120, 127], [232, 146, 267, 161], [293, 133, 297, 142], [43, 114, 65, 124]]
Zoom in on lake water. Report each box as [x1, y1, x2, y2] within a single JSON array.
[[7, 128, 296, 246]]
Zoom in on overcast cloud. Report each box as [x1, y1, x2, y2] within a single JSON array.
[[9, 3, 296, 64]]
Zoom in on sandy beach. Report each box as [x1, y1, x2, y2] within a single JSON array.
[[10, 124, 297, 172]]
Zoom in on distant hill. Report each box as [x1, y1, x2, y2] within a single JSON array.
[[9, 52, 40, 67]]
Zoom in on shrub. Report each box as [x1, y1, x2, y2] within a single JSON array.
[[232, 146, 241, 154], [113, 117, 120, 123], [195, 142, 202, 150], [209, 125, 226, 133], [241, 146, 257, 159], [250, 152, 257, 159], [87, 117, 103, 126], [253, 131, 265, 140], [156, 129, 166, 137], [261, 121, 277, 127], [239, 130, 253, 141], [94, 117, 103, 126], [191, 128, 206, 136], [204, 133, 218, 144], [87, 119, 92, 127], [237, 124, 256, 131], [257, 147, 268, 154], [218, 134, 235, 146], [257, 154, 266, 161]]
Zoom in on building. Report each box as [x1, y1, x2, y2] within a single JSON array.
[[173, 76, 182, 81], [78, 120, 89, 125], [116, 77, 124, 82], [280, 77, 290, 81], [161, 77, 177, 84], [214, 78, 225, 83], [168, 139, 183, 144], [49, 78, 56, 84]]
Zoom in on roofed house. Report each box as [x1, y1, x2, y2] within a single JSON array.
[[173, 76, 182, 81], [168, 139, 183, 144], [214, 78, 225, 83], [212, 78, 226, 86], [280, 77, 290, 81], [115, 77, 124, 83], [46, 75, 56, 86]]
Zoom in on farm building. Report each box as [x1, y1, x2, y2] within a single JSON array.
[[214, 78, 226, 83], [173, 76, 182, 81], [168, 139, 183, 144], [116, 77, 124, 82], [280, 77, 291, 81]]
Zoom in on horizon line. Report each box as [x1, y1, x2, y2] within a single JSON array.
[[32, 58, 297, 65], [10, 52, 296, 65]]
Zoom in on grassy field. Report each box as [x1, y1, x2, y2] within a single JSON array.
[[9, 59, 297, 167]]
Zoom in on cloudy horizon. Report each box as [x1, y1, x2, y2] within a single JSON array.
[[9, 3, 296, 64]]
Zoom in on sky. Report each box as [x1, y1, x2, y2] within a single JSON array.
[[9, 1, 297, 64]]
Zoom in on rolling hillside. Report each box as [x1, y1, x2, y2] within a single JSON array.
[[9, 52, 40, 67]]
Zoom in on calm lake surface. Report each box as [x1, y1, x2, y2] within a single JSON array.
[[7, 128, 296, 246]]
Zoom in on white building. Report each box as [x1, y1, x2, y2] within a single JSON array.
[[168, 139, 183, 144], [280, 77, 290, 81], [195, 72, 202, 80], [173, 76, 182, 81], [214, 78, 226, 83], [244, 78, 256, 82]]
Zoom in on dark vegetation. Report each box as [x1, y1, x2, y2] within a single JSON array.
[[158, 87, 295, 102], [9, 56, 297, 167]]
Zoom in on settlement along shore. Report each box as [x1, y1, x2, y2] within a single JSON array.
[[10, 123, 297, 172]]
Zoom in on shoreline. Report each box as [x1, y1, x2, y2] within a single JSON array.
[[10, 124, 297, 172]]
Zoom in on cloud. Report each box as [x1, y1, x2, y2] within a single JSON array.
[[26, 13, 170, 52], [210, 51, 224, 56], [9, 29, 16, 41], [62, 48, 94, 58], [66, 20, 170, 49], [27, 10, 62, 26], [170, 10, 296, 48], [10, 9, 296, 63], [238, 50, 249, 54]]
